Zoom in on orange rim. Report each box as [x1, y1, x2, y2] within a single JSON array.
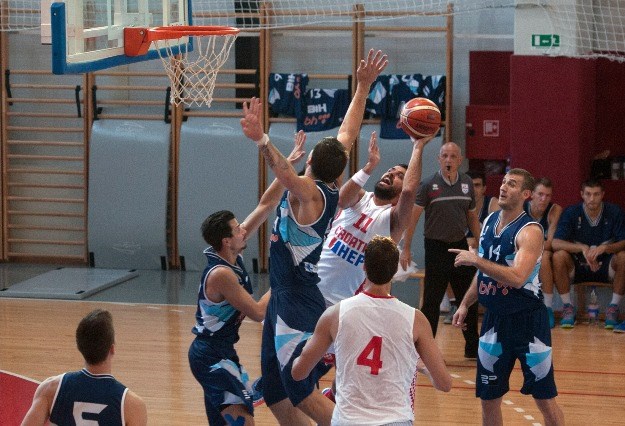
[[148, 25, 240, 38]]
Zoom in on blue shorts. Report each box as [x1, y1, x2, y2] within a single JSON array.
[[188, 337, 253, 425], [572, 252, 613, 283], [476, 307, 558, 400], [261, 288, 332, 406]]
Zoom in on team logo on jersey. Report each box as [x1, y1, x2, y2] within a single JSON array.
[[527, 337, 552, 381], [478, 327, 502, 373], [462, 183, 469, 194], [432, 183, 439, 191]]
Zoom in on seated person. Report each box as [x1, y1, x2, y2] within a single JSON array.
[[552, 178, 625, 330], [524, 177, 562, 328]]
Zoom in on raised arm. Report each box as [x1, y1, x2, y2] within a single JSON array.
[[242, 131, 307, 235], [399, 204, 424, 271], [240, 97, 319, 203], [292, 305, 338, 381], [390, 136, 431, 242], [336, 49, 388, 152], [338, 131, 380, 209], [450, 223, 544, 288]]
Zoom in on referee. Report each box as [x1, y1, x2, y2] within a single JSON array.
[[402, 142, 481, 358]]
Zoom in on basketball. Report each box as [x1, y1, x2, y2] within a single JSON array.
[[399, 98, 441, 139]]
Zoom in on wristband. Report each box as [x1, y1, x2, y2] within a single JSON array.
[[255, 134, 269, 148], [351, 169, 370, 187]]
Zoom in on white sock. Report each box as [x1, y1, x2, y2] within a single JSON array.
[[560, 293, 572, 305], [543, 293, 553, 308], [610, 293, 623, 306]]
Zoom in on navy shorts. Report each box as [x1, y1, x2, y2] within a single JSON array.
[[261, 288, 332, 406], [188, 337, 253, 425], [476, 307, 558, 400], [572, 252, 613, 283]]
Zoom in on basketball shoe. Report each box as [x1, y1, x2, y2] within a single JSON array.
[[560, 303, 576, 328], [251, 377, 264, 407], [605, 304, 620, 329]]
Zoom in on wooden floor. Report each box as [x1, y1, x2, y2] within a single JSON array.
[[1, 297, 624, 425]]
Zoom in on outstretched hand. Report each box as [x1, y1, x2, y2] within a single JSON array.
[[449, 247, 479, 268], [287, 130, 307, 165], [240, 97, 265, 142], [363, 131, 380, 173], [411, 134, 435, 149], [357, 49, 389, 87]]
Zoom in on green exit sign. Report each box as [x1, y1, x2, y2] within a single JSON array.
[[532, 34, 560, 47]]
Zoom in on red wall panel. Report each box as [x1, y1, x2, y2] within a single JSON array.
[[466, 105, 510, 160], [469, 51, 513, 105], [510, 55, 596, 207], [595, 58, 625, 157]]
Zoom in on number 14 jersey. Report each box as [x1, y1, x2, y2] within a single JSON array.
[[333, 292, 418, 426]]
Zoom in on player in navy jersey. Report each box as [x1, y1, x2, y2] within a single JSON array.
[[21, 309, 147, 426], [240, 49, 388, 426], [451, 169, 564, 426], [552, 178, 625, 329], [523, 177, 562, 328], [189, 133, 306, 426]]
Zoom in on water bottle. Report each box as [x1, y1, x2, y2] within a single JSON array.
[[587, 286, 599, 326]]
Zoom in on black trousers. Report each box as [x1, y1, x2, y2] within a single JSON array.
[[421, 237, 479, 355]]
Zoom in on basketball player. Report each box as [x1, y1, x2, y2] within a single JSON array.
[[552, 178, 625, 329], [451, 169, 564, 426], [21, 309, 147, 426], [465, 170, 499, 248], [240, 49, 388, 426], [317, 131, 432, 307], [292, 236, 452, 425], [189, 134, 306, 426], [523, 177, 562, 328]]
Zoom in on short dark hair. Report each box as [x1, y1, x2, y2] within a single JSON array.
[[76, 309, 115, 365], [364, 236, 399, 285], [581, 178, 604, 191], [535, 177, 553, 189], [201, 210, 235, 250], [310, 137, 348, 183], [467, 170, 486, 185], [507, 168, 535, 192], [396, 163, 408, 171]]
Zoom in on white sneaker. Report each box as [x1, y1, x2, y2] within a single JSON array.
[[443, 305, 457, 324], [440, 294, 451, 313]]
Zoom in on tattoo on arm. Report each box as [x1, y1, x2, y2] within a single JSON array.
[[260, 144, 290, 171]]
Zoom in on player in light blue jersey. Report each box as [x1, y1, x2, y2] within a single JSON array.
[[189, 133, 306, 426], [451, 169, 564, 426], [21, 309, 147, 426], [552, 178, 625, 330], [240, 50, 388, 426]]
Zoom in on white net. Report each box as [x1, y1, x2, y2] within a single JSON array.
[[1, 0, 42, 30], [155, 33, 238, 107], [2, 1, 625, 62]]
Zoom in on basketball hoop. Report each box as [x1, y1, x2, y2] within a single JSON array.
[[124, 26, 240, 107]]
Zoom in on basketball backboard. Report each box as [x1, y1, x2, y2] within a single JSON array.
[[49, 0, 190, 74]]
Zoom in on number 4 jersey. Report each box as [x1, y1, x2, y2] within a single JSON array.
[[333, 292, 418, 426]]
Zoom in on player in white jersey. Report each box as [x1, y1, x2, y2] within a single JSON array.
[[292, 236, 452, 425], [317, 131, 431, 307]]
